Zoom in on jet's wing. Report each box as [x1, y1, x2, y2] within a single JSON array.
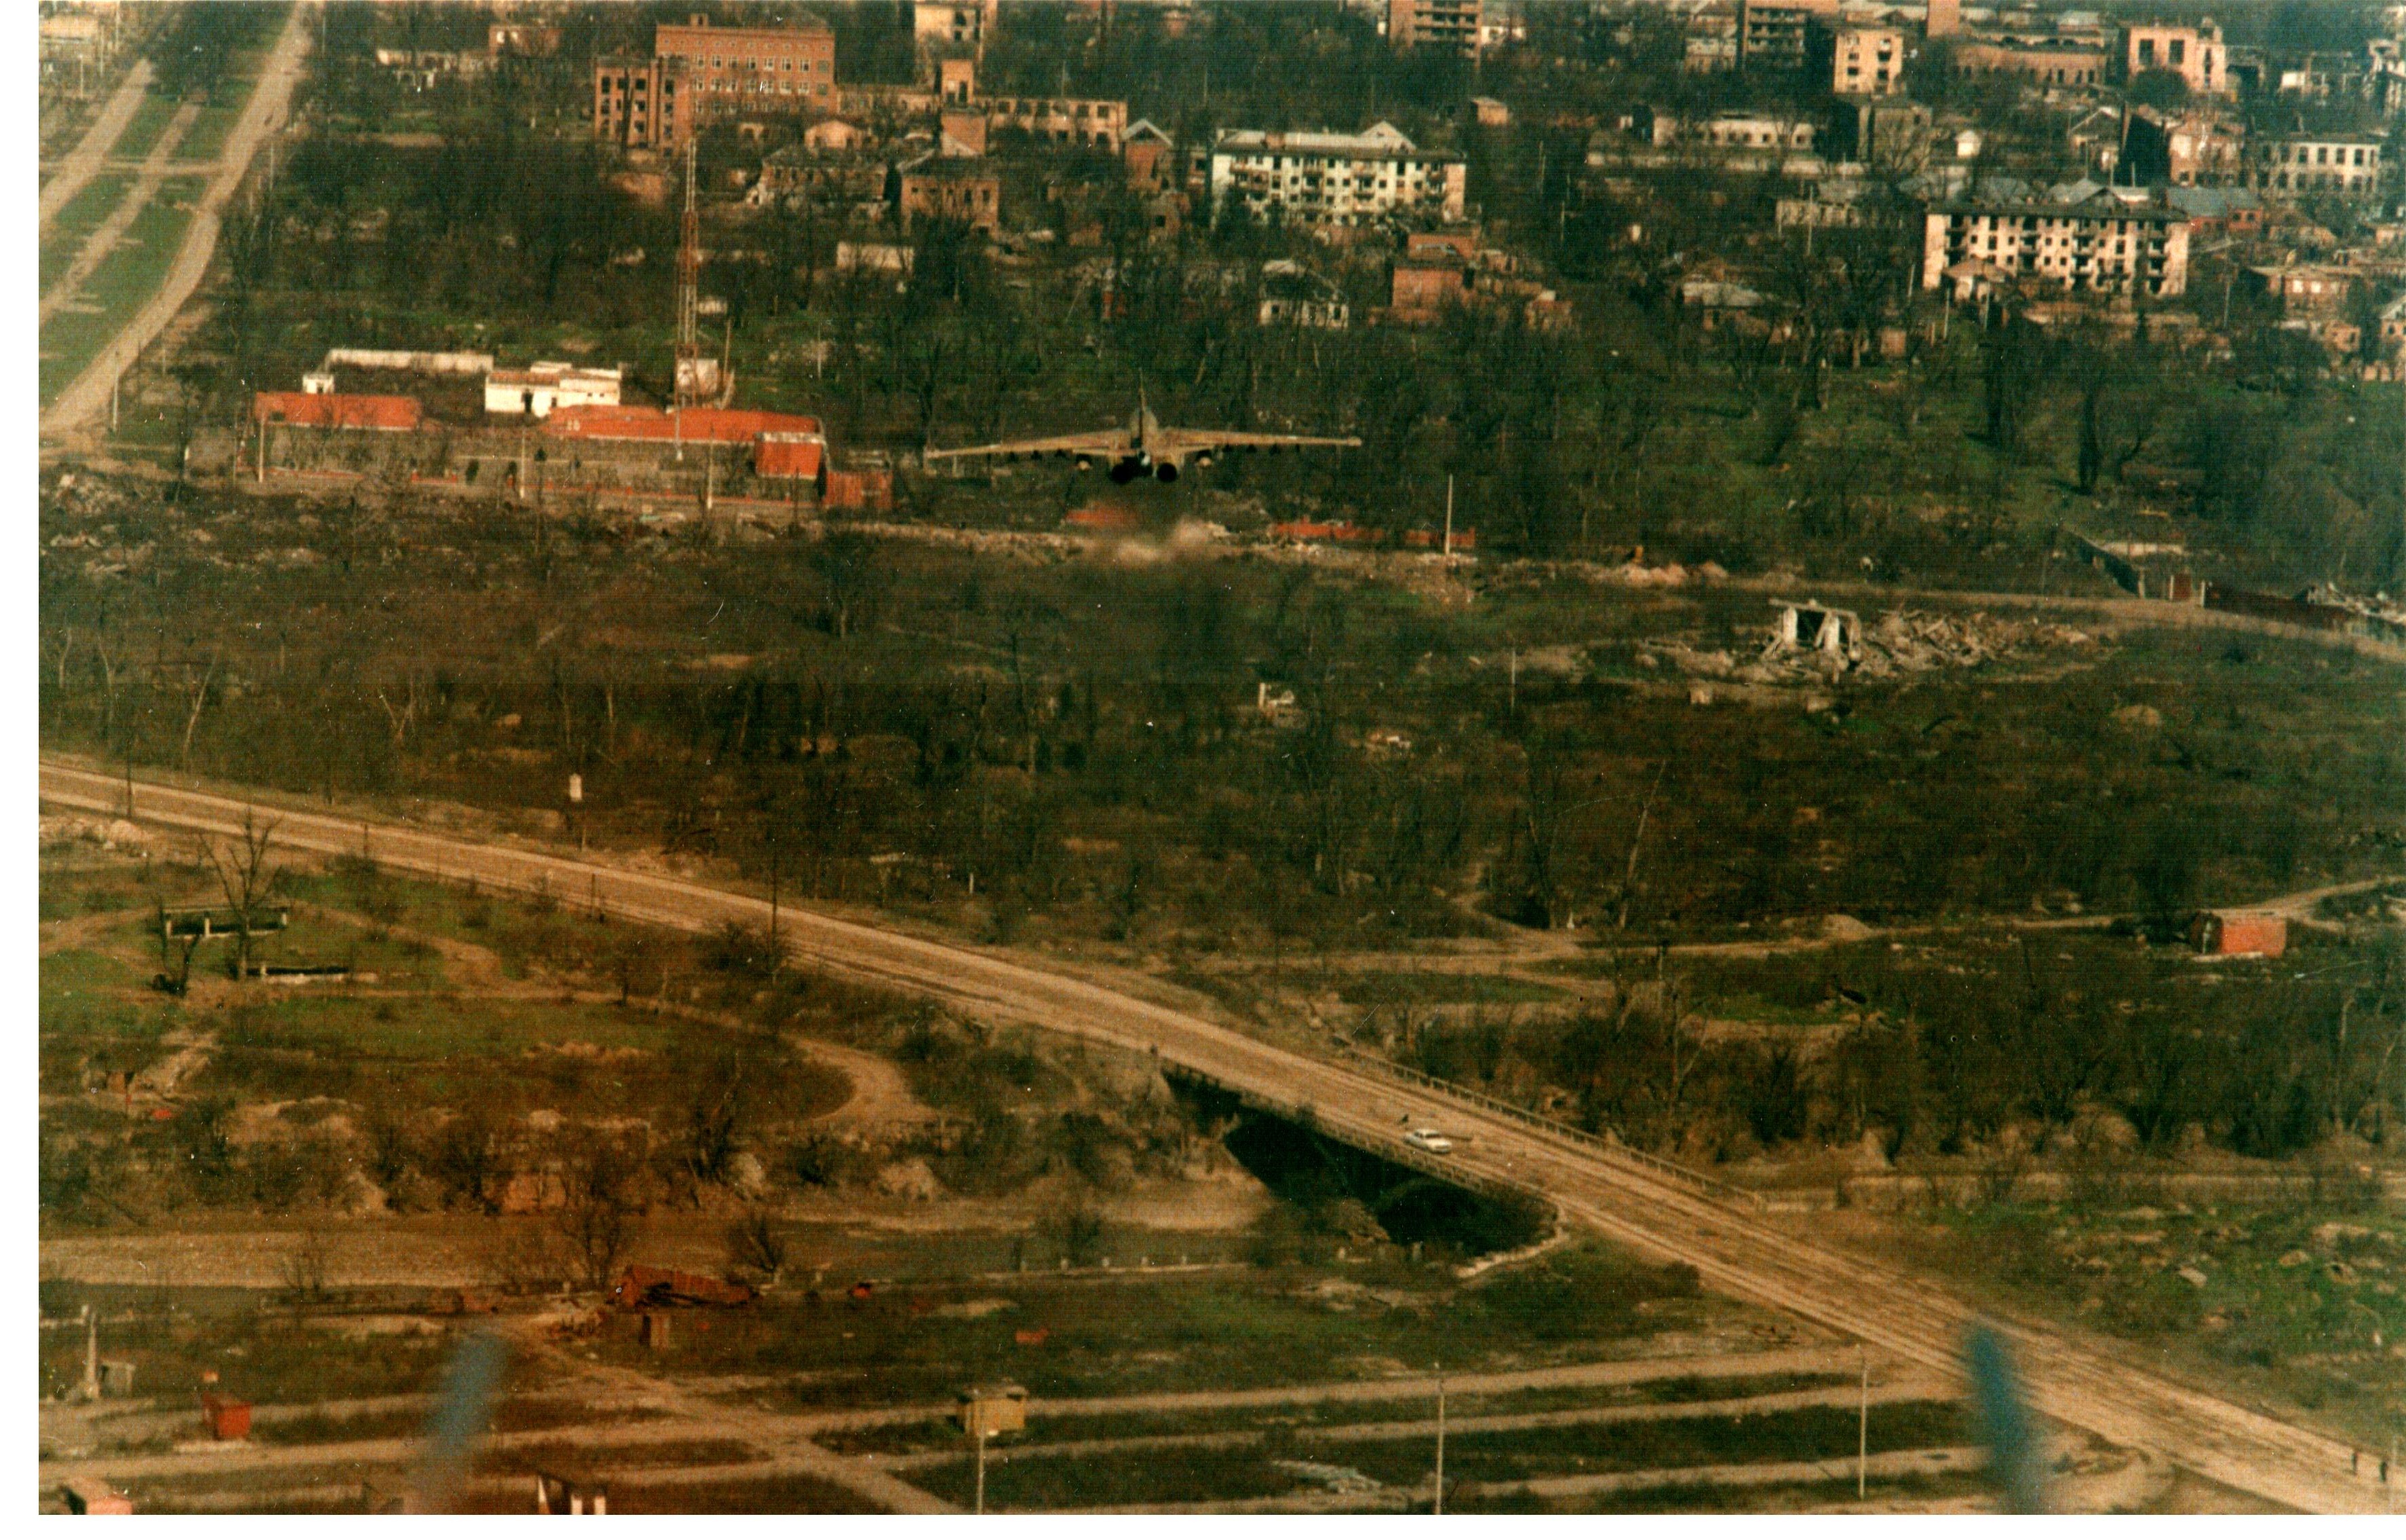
[[1151, 427, 1364, 459], [923, 429, 1133, 462]]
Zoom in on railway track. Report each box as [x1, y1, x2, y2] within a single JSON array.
[[37, 759, 2388, 1513]]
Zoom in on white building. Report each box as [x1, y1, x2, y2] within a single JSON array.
[[1921, 187, 2191, 298], [484, 363, 623, 419], [1209, 122, 1467, 227]]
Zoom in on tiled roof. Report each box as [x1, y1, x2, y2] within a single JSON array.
[[543, 405, 824, 445], [252, 392, 423, 431]]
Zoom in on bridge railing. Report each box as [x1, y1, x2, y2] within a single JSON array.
[[1334, 1046, 1766, 1213]]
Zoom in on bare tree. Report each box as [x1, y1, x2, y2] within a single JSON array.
[[724, 1207, 788, 1287], [554, 1132, 645, 1294], [812, 530, 883, 640], [278, 1228, 331, 1304], [202, 808, 281, 979], [179, 651, 221, 770]]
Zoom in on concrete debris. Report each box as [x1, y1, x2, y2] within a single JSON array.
[[39, 815, 147, 854], [1669, 606, 2095, 687], [1546, 558, 1728, 589], [871, 1158, 942, 1201], [1273, 1460, 1382, 1494]]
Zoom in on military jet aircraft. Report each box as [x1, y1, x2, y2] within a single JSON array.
[[922, 390, 1361, 483]]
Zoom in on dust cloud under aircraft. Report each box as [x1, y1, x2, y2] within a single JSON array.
[[922, 388, 1361, 483]]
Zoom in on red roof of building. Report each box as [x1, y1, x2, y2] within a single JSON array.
[[543, 404, 824, 445], [1269, 519, 1378, 544], [253, 392, 424, 431]]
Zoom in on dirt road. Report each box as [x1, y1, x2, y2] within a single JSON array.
[[41, 1, 314, 441], [875, 1376, 1955, 1470], [35, 758, 2385, 1513], [40, 59, 155, 224]]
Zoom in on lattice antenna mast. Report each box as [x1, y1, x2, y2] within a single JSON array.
[[675, 137, 701, 411]]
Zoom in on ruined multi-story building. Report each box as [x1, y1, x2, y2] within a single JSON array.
[[1922, 187, 2191, 298]]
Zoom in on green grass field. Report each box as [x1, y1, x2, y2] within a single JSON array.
[[110, 94, 179, 160], [39, 177, 203, 406], [654, 1245, 1723, 1411], [904, 1398, 1965, 1509], [37, 1304, 452, 1407], [1307, 1399, 1965, 1488], [823, 1370, 1851, 1456], [179, 102, 242, 163], [1914, 1200, 2406, 1450], [40, 169, 136, 291]]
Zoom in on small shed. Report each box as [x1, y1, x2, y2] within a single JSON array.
[[607, 1265, 759, 1310], [200, 1394, 252, 1442], [956, 1382, 1027, 1438], [98, 1359, 136, 1397], [1472, 96, 1510, 128], [2191, 911, 2287, 958]]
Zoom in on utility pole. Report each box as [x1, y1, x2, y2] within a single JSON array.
[[1857, 1340, 1870, 1499], [79, 1305, 101, 1401], [767, 818, 782, 968], [674, 136, 701, 463], [1442, 473, 1453, 557], [974, 1427, 987, 1515], [1432, 1363, 1446, 1515]]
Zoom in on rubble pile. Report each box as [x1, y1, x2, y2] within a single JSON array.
[[1663, 605, 2095, 688]]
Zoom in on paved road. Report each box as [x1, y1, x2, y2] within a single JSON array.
[[39, 59, 155, 226], [41, 2, 314, 441], [35, 759, 2388, 1514]]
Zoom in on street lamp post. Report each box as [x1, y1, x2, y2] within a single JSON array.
[[1432, 1363, 1446, 1515]]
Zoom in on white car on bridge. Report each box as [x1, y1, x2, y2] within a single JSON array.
[[1403, 1128, 1453, 1155]]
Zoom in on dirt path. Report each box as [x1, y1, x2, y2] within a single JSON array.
[[39, 102, 200, 325], [783, 1345, 1893, 1435], [43, 1, 313, 440], [1202, 868, 2404, 979], [515, 1337, 953, 1514], [877, 1374, 1953, 1470], [37, 760, 2390, 1514], [39, 59, 155, 225], [1461, 1445, 1990, 1508], [1069, 1445, 1988, 1514], [43, 1347, 1917, 1509]]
